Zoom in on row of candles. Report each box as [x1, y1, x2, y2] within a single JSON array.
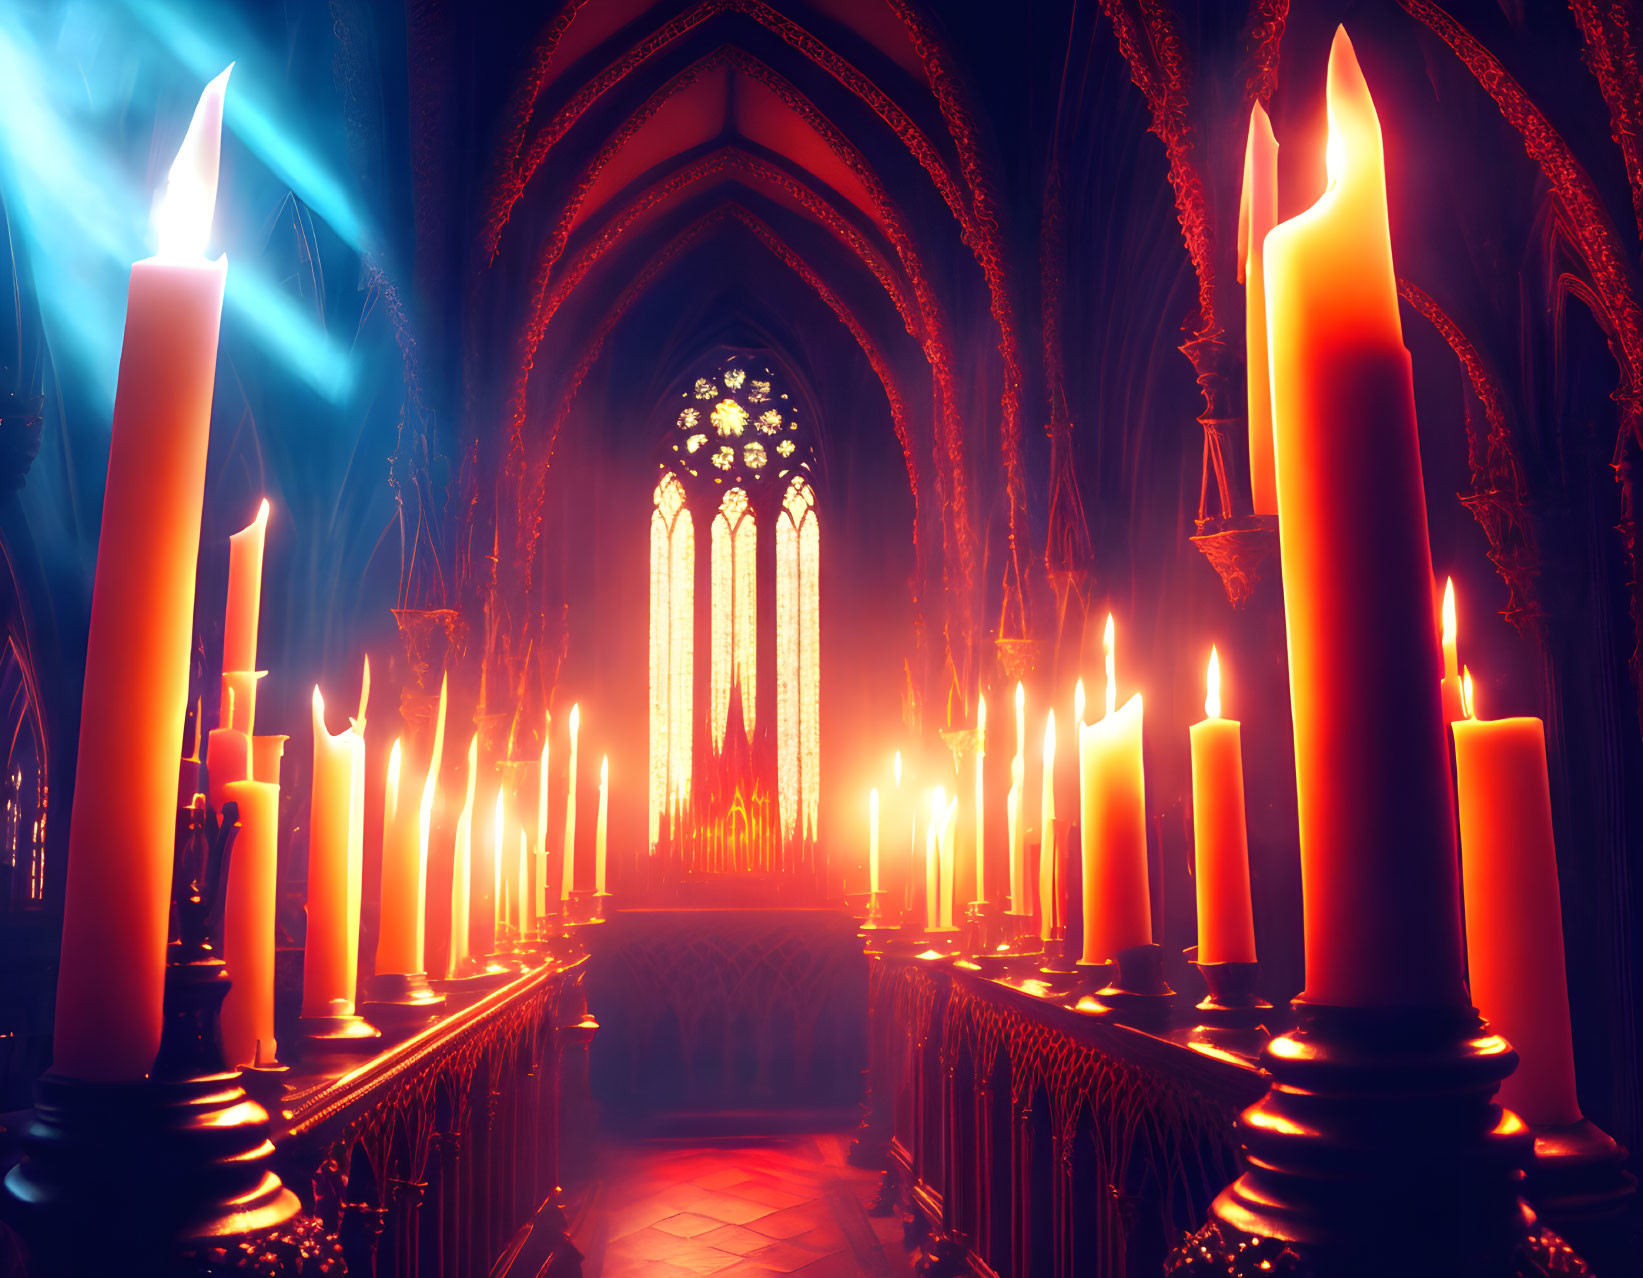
[[49, 67, 629, 1084], [855, 21, 1583, 1136], [203, 525, 615, 1067], [865, 580, 1578, 1129]]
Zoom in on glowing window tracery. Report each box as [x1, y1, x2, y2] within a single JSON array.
[[648, 473, 694, 850], [711, 488, 758, 748], [712, 399, 748, 437], [777, 477, 820, 842]]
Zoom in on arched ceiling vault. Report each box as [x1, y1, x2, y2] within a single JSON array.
[[468, 0, 1027, 697]]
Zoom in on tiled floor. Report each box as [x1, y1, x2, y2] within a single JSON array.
[[573, 1131, 918, 1277]]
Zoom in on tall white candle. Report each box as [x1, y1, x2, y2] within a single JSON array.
[[562, 704, 580, 900], [974, 695, 987, 902], [596, 754, 609, 895], [1040, 711, 1057, 941], [938, 792, 958, 929], [925, 789, 941, 931], [869, 787, 881, 897], [54, 69, 232, 1082], [446, 735, 477, 978], [535, 715, 550, 918]]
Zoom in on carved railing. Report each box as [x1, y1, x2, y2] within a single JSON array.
[[268, 955, 594, 1278], [860, 953, 1262, 1278]]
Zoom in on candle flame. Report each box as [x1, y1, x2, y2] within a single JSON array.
[[932, 785, 946, 817], [601, 755, 609, 784], [387, 737, 402, 802], [1103, 614, 1117, 719], [1441, 576, 1460, 680], [569, 703, 580, 740], [977, 693, 986, 733], [419, 674, 449, 857], [1043, 709, 1055, 759], [154, 66, 233, 260], [1206, 647, 1222, 719], [1462, 666, 1476, 721], [351, 655, 370, 735], [894, 750, 902, 787], [1074, 678, 1085, 725], [1014, 682, 1024, 714]]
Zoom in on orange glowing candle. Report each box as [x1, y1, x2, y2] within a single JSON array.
[[301, 681, 367, 1020], [1439, 578, 1465, 724], [1190, 649, 1257, 964], [411, 676, 448, 970], [447, 734, 478, 977], [1078, 616, 1150, 964], [869, 787, 881, 899], [1009, 683, 1026, 912], [938, 791, 957, 929], [535, 717, 550, 918], [223, 498, 269, 677], [925, 789, 942, 931], [562, 704, 580, 900], [1038, 712, 1057, 943], [252, 733, 286, 786], [220, 777, 279, 1068], [489, 788, 505, 941], [1240, 102, 1280, 517], [53, 69, 232, 1082], [206, 685, 251, 814], [974, 695, 986, 901], [374, 740, 417, 976], [1264, 28, 1466, 1007], [1453, 673, 1582, 1126], [596, 755, 610, 895]]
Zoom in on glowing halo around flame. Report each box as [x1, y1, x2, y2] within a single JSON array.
[[153, 65, 233, 261]]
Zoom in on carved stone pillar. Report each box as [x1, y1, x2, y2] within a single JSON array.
[[429, 1130, 463, 1278], [386, 1178, 426, 1278]]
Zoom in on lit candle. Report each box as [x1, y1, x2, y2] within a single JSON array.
[[446, 734, 478, 978], [1078, 616, 1150, 964], [596, 755, 610, 895], [223, 498, 269, 678], [1264, 28, 1466, 1007], [375, 739, 422, 977], [252, 733, 287, 786], [53, 69, 232, 1082], [535, 714, 550, 919], [301, 680, 367, 1021], [938, 791, 957, 929], [869, 787, 881, 902], [1190, 649, 1257, 964], [516, 828, 530, 934], [562, 703, 580, 900], [1453, 672, 1582, 1126], [925, 788, 942, 931], [1241, 102, 1280, 517], [411, 675, 448, 971], [1005, 786, 1020, 914], [205, 683, 251, 813], [974, 694, 986, 901], [1008, 681, 1027, 914], [1439, 578, 1465, 724], [490, 788, 505, 942], [220, 777, 280, 1069], [1039, 712, 1056, 941]]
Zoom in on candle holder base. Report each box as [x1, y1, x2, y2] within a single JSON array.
[[237, 1061, 292, 1113], [361, 970, 447, 1036], [1526, 1117, 1636, 1226], [1080, 944, 1175, 1026], [1167, 1000, 1591, 1278], [294, 1011, 382, 1056], [432, 971, 504, 1005], [1191, 960, 1272, 1030]]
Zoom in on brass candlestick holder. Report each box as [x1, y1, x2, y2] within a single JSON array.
[[1076, 943, 1175, 1026], [1, 802, 320, 1277], [1172, 1001, 1590, 1276], [361, 970, 447, 1037], [1191, 959, 1272, 1030]]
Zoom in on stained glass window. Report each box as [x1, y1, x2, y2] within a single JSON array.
[[711, 487, 757, 748], [777, 477, 820, 841], [648, 473, 694, 851]]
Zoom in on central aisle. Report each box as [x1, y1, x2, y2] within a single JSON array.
[[572, 1131, 918, 1278]]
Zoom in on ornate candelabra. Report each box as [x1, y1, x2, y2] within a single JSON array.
[[1, 803, 338, 1277]]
